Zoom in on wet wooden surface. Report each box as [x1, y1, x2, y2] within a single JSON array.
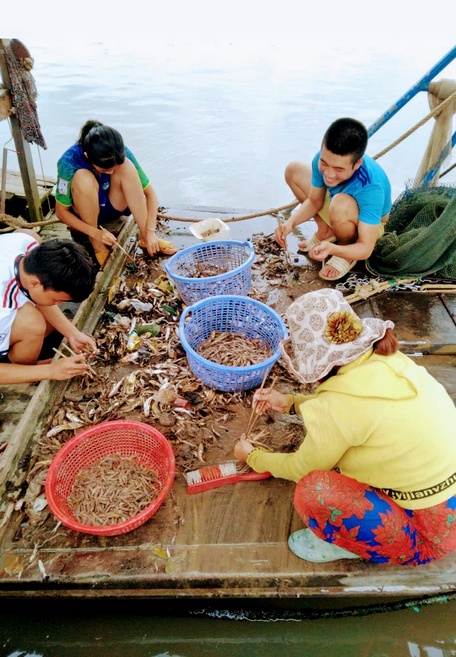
[[0, 169, 55, 201], [0, 206, 455, 602]]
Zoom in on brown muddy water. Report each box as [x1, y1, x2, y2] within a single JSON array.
[[1, 597, 455, 656]]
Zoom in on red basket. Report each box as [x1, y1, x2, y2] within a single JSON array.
[[45, 420, 175, 536]]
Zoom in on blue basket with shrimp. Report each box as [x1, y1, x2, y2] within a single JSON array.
[[179, 295, 288, 391], [164, 240, 255, 305]]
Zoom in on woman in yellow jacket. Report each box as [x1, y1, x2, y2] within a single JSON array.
[[235, 289, 456, 565]]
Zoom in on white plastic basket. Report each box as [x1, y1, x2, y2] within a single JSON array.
[[189, 218, 231, 242]]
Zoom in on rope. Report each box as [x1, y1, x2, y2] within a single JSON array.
[[440, 161, 456, 178], [0, 213, 59, 232], [341, 275, 456, 304], [190, 590, 456, 622], [0, 201, 299, 231], [157, 201, 299, 224], [373, 89, 456, 161]]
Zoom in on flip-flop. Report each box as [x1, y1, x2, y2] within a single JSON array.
[[297, 233, 336, 253], [288, 528, 360, 563], [319, 255, 357, 281]]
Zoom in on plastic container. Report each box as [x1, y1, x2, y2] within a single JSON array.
[[45, 420, 175, 536], [165, 240, 254, 305], [189, 217, 231, 241], [179, 295, 288, 391]]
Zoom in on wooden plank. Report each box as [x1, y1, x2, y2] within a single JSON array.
[[367, 292, 456, 354], [0, 206, 454, 601], [0, 383, 37, 445], [0, 169, 54, 202], [0, 477, 454, 599], [418, 355, 456, 401], [0, 40, 44, 223]]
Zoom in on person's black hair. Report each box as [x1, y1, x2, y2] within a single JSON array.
[[77, 119, 126, 169], [322, 118, 368, 164], [23, 240, 96, 302]]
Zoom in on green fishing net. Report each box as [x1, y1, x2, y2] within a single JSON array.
[[366, 185, 456, 279]]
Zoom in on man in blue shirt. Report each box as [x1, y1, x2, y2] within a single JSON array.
[[275, 118, 392, 280]]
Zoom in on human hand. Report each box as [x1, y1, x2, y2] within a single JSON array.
[[308, 241, 335, 262], [144, 231, 160, 256], [234, 434, 255, 462], [253, 388, 288, 413], [50, 354, 89, 380], [68, 330, 97, 355], [98, 227, 117, 247], [274, 219, 292, 247]]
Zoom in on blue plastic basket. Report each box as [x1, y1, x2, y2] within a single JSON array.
[[179, 295, 288, 391], [164, 240, 254, 305]]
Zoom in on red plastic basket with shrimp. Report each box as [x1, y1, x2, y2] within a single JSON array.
[[45, 420, 175, 536]]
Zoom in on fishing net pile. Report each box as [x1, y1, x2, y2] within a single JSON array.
[[366, 185, 456, 279]]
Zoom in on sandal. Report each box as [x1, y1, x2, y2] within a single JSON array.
[[298, 233, 336, 253], [288, 529, 360, 563], [319, 255, 357, 281]]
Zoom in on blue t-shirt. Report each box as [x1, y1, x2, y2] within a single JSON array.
[[56, 144, 150, 209], [311, 152, 392, 225]]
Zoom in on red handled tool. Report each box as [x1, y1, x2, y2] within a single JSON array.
[[184, 461, 271, 494]]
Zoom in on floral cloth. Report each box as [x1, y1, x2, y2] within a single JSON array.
[[294, 470, 456, 565]]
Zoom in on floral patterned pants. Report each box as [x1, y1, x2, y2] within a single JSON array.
[[294, 470, 456, 565]]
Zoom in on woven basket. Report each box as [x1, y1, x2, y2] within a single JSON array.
[[179, 295, 287, 391], [45, 420, 175, 536], [165, 240, 254, 304]]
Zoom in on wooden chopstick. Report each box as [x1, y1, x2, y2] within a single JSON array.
[[59, 343, 97, 376], [275, 216, 292, 267], [100, 227, 136, 263], [245, 374, 278, 438], [225, 373, 277, 457], [245, 370, 271, 436]]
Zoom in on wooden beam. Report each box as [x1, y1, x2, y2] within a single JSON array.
[[0, 39, 44, 223]]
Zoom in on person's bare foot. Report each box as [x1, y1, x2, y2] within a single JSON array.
[[319, 262, 342, 279], [319, 256, 357, 281]]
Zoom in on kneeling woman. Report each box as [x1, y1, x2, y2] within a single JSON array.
[[235, 289, 456, 565], [55, 120, 176, 267]]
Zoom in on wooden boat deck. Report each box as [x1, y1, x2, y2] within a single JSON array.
[[0, 206, 455, 604]]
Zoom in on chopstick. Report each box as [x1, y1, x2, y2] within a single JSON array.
[[56, 343, 97, 376], [275, 216, 292, 267], [245, 370, 270, 436], [245, 374, 278, 439], [100, 227, 136, 263]]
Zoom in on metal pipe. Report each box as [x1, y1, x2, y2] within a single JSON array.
[[367, 46, 456, 137], [421, 131, 456, 186]]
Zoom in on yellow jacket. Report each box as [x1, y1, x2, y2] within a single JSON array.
[[247, 350, 456, 510]]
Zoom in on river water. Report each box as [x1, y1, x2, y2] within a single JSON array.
[[1, 37, 456, 656]]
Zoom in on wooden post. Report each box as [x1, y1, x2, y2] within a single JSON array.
[[0, 39, 44, 223]]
